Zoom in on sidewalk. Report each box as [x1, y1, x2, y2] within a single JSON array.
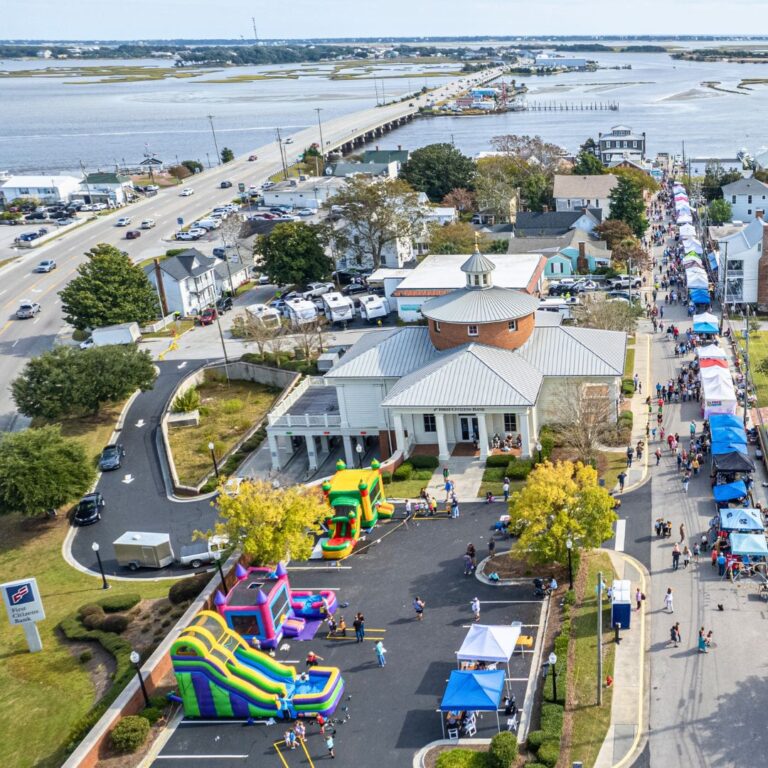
[[429, 457, 486, 499]]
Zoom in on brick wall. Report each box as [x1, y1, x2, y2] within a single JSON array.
[[758, 218, 768, 308], [427, 312, 535, 351]]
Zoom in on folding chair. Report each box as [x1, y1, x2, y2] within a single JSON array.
[[463, 722, 477, 737], [506, 716, 518, 733], [447, 728, 460, 741]]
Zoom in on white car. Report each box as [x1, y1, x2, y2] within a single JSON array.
[[180, 188, 194, 197], [140, 219, 155, 229], [92, 203, 108, 211], [297, 208, 315, 217], [188, 227, 208, 238], [175, 231, 197, 241], [79, 337, 94, 350], [116, 217, 131, 227]]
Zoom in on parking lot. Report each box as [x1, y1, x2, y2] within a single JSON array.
[[152, 502, 544, 767]]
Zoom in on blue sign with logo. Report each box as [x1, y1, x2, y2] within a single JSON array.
[[6, 582, 34, 606], [177, 217, 184, 226]]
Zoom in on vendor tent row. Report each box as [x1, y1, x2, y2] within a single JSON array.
[[696, 339, 740, 419], [674, 183, 712, 307]]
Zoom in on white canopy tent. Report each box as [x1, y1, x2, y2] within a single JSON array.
[[683, 239, 703, 254], [701, 366, 737, 416], [687, 270, 709, 289], [677, 213, 693, 224], [456, 623, 522, 695], [698, 344, 727, 360], [679, 223, 696, 237]]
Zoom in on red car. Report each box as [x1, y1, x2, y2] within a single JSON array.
[[125, 230, 141, 239], [199, 307, 218, 326], [248, 154, 258, 161]]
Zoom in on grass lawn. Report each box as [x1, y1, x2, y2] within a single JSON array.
[[142, 318, 195, 339], [737, 330, 768, 406], [568, 550, 617, 768], [596, 450, 629, 492], [476, 477, 526, 498], [624, 345, 636, 378], [383, 468, 436, 500], [167, 372, 280, 486]]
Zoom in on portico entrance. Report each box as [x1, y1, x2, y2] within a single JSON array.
[[459, 415, 479, 442]]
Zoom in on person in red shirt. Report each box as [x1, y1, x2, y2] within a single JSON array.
[[305, 651, 323, 669]]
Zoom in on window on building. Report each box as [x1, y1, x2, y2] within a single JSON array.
[[423, 414, 436, 433], [748, 195, 753, 204], [468, 325, 478, 337], [481, 274, 488, 285], [551, 261, 563, 274], [473, 275, 480, 286], [508, 320, 517, 331], [732, 195, 736, 204], [504, 413, 517, 432], [727, 259, 743, 274], [748, 209, 752, 215], [434, 320, 441, 333]]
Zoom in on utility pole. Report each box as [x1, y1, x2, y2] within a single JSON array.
[[314, 107, 325, 156], [744, 304, 750, 428], [719, 240, 729, 334], [79, 160, 91, 203], [597, 571, 603, 706], [207, 115, 221, 166], [374, 79, 380, 106], [275, 128, 288, 180], [251, 17, 259, 44]]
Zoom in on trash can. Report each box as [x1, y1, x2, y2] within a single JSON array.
[[610, 579, 631, 630]]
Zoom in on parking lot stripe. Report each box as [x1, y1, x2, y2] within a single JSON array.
[[615, 519, 626, 551], [273, 743, 290, 767]]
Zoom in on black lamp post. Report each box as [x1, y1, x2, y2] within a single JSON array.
[[535, 441, 543, 464], [208, 441, 219, 478], [355, 441, 363, 469], [130, 650, 150, 707], [213, 551, 227, 594], [566, 538, 574, 591], [91, 542, 109, 590], [549, 652, 558, 701]]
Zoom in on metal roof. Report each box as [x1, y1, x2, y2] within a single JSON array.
[[381, 344, 542, 408], [324, 327, 440, 379], [518, 326, 625, 376], [145, 249, 216, 282], [460, 250, 496, 275], [721, 177, 768, 196], [553, 174, 618, 201], [421, 287, 539, 323]]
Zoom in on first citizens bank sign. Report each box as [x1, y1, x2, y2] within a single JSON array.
[[2, 578, 45, 652]]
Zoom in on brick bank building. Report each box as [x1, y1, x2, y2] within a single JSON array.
[[266, 248, 627, 472]]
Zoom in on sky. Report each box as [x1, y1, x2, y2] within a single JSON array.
[[4, 0, 768, 40]]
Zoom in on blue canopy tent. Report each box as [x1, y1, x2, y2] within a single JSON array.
[[729, 533, 768, 557], [710, 414, 744, 432], [712, 441, 749, 456], [718, 508, 764, 532], [440, 669, 505, 735], [710, 425, 747, 447], [693, 320, 719, 334], [690, 289, 711, 305], [713, 480, 748, 503]]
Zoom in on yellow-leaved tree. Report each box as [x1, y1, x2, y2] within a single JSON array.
[[201, 480, 328, 565], [508, 460, 617, 565]]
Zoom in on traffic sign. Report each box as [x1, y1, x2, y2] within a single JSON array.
[[177, 217, 184, 226], [238, 182, 246, 192]]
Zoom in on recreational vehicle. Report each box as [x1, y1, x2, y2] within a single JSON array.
[[284, 297, 319, 327], [358, 294, 389, 322], [322, 292, 355, 324]]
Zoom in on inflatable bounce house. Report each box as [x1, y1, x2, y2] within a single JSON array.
[[171, 610, 344, 719], [214, 562, 337, 648], [320, 458, 395, 560]]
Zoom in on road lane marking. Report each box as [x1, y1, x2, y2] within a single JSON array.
[[615, 519, 626, 552], [122, 474, 135, 484], [11, 339, 18, 348], [135, 419, 145, 427]]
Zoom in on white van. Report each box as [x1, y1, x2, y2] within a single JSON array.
[[358, 294, 389, 322], [322, 292, 355, 324], [194, 218, 221, 230], [284, 297, 318, 327]]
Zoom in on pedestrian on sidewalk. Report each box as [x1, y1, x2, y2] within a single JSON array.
[[626, 445, 634, 467], [682, 473, 690, 494], [617, 471, 627, 492], [683, 546, 691, 568], [502, 478, 510, 502], [655, 448, 662, 466], [326, 733, 336, 758], [374, 640, 387, 667], [697, 627, 708, 654], [717, 552, 727, 576], [634, 373, 639, 390], [672, 543, 681, 570], [635, 587, 644, 611], [693, 541, 700, 563], [471, 596, 481, 622], [679, 523, 686, 543], [670, 622, 681, 647], [353, 613, 365, 643], [664, 587, 674, 613], [413, 596, 425, 620], [660, 426, 666, 443]]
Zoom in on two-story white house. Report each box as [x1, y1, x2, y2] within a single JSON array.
[[710, 213, 768, 306], [597, 126, 646, 166], [721, 177, 768, 222], [553, 174, 618, 217], [80, 172, 135, 206], [144, 249, 218, 316], [0, 175, 82, 204]]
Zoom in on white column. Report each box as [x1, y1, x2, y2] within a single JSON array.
[[342, 435, 355, 466], [477, 413, 489, 459], [268, 432, 282, 471], [519, 410, 531, 458], [319, 435, 329, 453], [435, 412, 450, 461], [394, 413, 406, 453], [306, 435, 318, 472]]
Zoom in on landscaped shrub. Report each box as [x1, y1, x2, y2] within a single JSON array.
[[486, 454, 512, 468], [482, 467, 506, 482], [538, 426, 556, 458], [221, 398, 244, 414], [109, 715, 150, 753], [169, 572, 210, 605], [488, 731, 518, 767], [81, 609, 106, 630], [507, 460, 533, 480], [619, 410, 634, 427], [392, 462, 413, 481], [78, 603, 103, 620], [524, 763, 548, 768], [79, 650, 93, 664], [409, 454, 439, 470], [140, 706, 164, 725], [621, 378, 635, 396], [172, 387, 200, 414], [435, 749, 490, 768], [536, 740, 560, 768], [526, 730, 544, 752], [380, 470, 392, 483], [98, 614, 130, 634], [98, 593, 141, 613]]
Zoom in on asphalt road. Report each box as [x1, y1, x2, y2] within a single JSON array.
[[0, 71, 493, 433]]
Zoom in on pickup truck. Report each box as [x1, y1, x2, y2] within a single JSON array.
[[178, 536, 228, 568], [609, 277, 642, 290]]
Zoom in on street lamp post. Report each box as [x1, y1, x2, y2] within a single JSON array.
[[91, 542, 110, 590], [130, 650, 150, 707], [535, 441, 543, 464], [314, 108, 325, 155], [213, 551, 227, 595], [566, 538, 574, 590], [355, 441, 363, 469], [548, 651, 558, 702], [208, 441, 219, 478]]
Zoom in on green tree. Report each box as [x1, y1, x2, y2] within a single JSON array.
[[701, 163, 743, 201], [0, 425, 95, 516], [203, 480, 328, 564], [12, 345, 156, 418], [508, 460, 617, 565], [442, 187, 476, 213], [181, 159, 203, 175], [322, 177, 424, 270], [613, 166, 659, 194], [520, 170, 551, 212], [400, 143, 476, 201], [168, 164, 192, 181], [427, 221, 485, 254], [708, 198, 733, 225], [59, 244, 159, 331], [572, 151, 605, 176], [596, 219, 634, 249], [612, 236, 648, 271], [258, 221, 331, 287], [474, 156, 520, 221], [608, 176, 648, 238], [221, 147, 234, 163]]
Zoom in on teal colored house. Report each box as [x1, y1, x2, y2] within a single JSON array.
[[544, 241, 612, 278]]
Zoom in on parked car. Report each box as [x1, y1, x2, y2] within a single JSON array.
[[116, 216, 131, 226], [72, 492, 106, 526], [248, 154, 258, 161], [199, 307, 218, 325], [56, 218, 76, 226], [216, 295, 234, 313], [98, 443, 125, 471], [342, 282, 367, 296], [220, 181, 233, 189], [34, 259, 56, 273], [269, 206, 292, 214], [15, 229, 46, 243], [140, 219, 156, 229], [175, 231, 196, 241], [25, 211, 50, 221], [16, 300, 41, 319], [257, 273, 271, 285], [79, 337, 95, 350], [303, 282, 334, 299], [180, 188, 195, 196], [284, 137, 294, 144], [92, 203, 108, 211], [297, 208, 315, 217], [125, 230, 141, 239]]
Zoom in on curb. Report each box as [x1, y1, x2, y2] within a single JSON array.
[[413, 738, 491, 768]]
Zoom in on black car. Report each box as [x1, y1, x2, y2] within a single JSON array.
[[73, 492, 105, 526], [216, 295, 233, 313], [342, 282, 368, 296], [220, 181, 233, 189], [99, 443, 124, 471]]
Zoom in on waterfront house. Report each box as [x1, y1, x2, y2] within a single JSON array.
[[553, 174, 618, 217], [688, 157, 745, 178], [0, 175, 81, 205], [328, 161, 397, 179], [144, 249, 218, 317], [597, 126, 646, 166], [79, 172, 134, 206], [721, 177, 768, 222], [262, 176, 346, 210], [505, 228, 611, 277], [362, 148, 409, 168], [264, 248, 624, 471]]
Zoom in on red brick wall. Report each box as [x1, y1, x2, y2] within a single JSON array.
[[758, 223, 768, 307], [427, 312, 535, 351]]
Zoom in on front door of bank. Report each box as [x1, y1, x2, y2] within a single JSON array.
[[459, 415, 479, 442]]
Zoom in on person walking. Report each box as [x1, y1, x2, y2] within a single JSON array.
[[466, 543, 477, 571], [693, 541, 700, 563], [683, 546, 691, 569], [635, 587, 644, 611], [374, 640, 387, 667], [670, 622, 681, 648], [679, 522, 686, 544], [353, 613, 365, 643], [654, 448, 662, 466], [405, 499, 412, 518], [626, 445, 634, 467], [617, 471, 627, 493], [717, 552, 727, 576], [502, 478, 510, 503], [413, 596, 425, 620], [450, 496, 460, 519], [664, 587, 674, 613], [488, 538, 496, 558], [471, 596, 481, 622], [697, 627, 708, 654], [682, 473, 690, 494], [326, 733, 336, 758], [672, 543, 680, 570]]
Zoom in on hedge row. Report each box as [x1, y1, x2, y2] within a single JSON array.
[[434, 732, 518, 768], [621, 378, 635, 396], [98, 593, 141, 613], [169, 572, 211, 605], [390, 461, 435, 482], [110, 715, 150, 753]]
